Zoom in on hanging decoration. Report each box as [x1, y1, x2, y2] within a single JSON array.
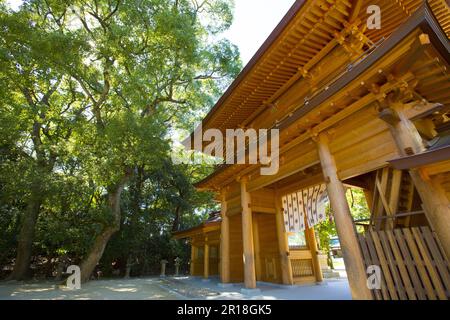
[[282, 184, 328, 232]]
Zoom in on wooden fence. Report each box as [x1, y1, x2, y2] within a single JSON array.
[[289, 249, 316, 283], [358, 227, 450, 300]]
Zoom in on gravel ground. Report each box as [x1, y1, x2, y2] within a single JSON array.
[[0, 276, 351, 300], [0, 277, 181, 300]]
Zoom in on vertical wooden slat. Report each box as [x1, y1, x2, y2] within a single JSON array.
[[394, 229, 427, 300], [387, 170, 402, 229], [411, 228, 447, 300], [365, 232, 390, 299], [358, 235, 371, 268], [379, 231, 407, 299], [401, 175, 415, 228], [374, 168, 389, 230], [358, 234, 381, 300], [421, 227, 450, 294], [252, 214, 262, 281], [402, 228, 437, 300], [361, 227, 449, 300], [371, 231, 399, 299], [385, 230, 417, 300], [431, 229, 450, 266]]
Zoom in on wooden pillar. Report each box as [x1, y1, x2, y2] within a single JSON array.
[[252, 213, 262, 280], [204, 236, 209, 279], [386, 169, 402, 230], [190, 244, 196, 276], [240, 177, 257, 289], [219, 192, 230, 283], [373, 168, 389, 230], [363, 189, 374, 213], [305, 222, 323, 282], [317, 133, 373, 300], [275, 193, 294, 285], [387, 103, 450, 260]]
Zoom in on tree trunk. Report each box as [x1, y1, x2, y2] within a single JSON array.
[[80, 226, 118, 283], [124, 255, 132, 279], [172, 206, 181, 232], [8, 190, 42, 280], [327, 250, 334, 270], [80, 176, 129, 283], [9, 89, 58, 281]]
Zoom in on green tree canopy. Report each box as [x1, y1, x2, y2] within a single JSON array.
[[0, 0, 241, 281]]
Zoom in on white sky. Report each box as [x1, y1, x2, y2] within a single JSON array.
[[5, 0, 20, 10], [6, 0, 295, 65], [224, 0, 296, 64]]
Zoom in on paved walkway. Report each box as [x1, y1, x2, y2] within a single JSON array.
[[162, 276, 351, 300], [0, 276, 351, 300]]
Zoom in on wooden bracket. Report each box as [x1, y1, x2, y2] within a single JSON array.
[[403, 102, 444, 121], [378, 108, 400, 126]]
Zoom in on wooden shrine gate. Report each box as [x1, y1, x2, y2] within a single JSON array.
[[358, 226, 450, 300]]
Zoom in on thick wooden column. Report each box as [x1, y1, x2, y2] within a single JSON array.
[[219, 192, 230, 283], [305, 223, 323, 283], [317, 133, 373, 300], [204, 236, 209, 279], [387, 103, 450, 260], [190, 244, 196, 276], [240, 177, 257, 289], [274, 193, 294, 285]]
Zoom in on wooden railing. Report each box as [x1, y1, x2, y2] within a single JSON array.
[[289, 249, 315, 283], [354, 211, 425, 231]]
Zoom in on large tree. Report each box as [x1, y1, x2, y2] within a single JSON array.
[[0, 0, 240, 281]]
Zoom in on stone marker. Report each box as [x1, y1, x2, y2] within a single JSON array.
[[160, 259, 168, 277], [174, 257, 181, 276]]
